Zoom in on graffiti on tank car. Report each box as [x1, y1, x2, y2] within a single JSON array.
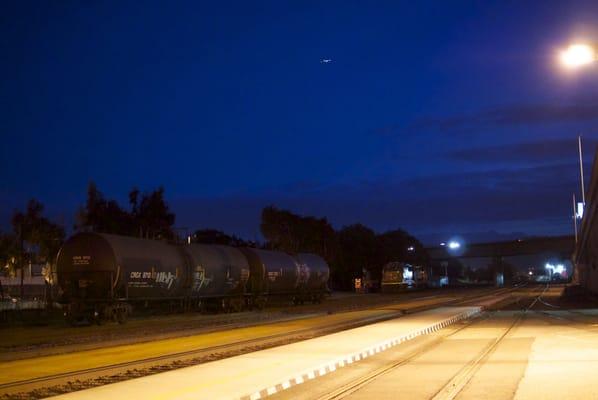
[[193, 265, 212, 291], [155, 271, 176, 289], [298, 264, 310, 284], [267, 270, 281, 282], [240, 268, 250, 282]]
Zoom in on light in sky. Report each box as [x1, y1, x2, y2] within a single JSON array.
[[560, 44, 595, 68], [320, 59, 332, 64]]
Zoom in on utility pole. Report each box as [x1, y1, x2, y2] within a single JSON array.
[[579, 135, 586, 205], [573, 193, 578, 244], [19, 223, 24, 299]]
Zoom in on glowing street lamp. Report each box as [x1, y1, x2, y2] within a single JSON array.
[[448, 241, 461, 250], [560, 43, 596, 68]]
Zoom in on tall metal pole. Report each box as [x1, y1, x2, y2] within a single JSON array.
[[573, 193, 578, 244], [579, 135, 586, 205]]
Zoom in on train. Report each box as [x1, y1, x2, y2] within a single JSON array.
[[381, 262, 428, 293], [56, 232, 330, 324]]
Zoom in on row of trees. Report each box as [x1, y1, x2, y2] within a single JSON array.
[[260, 206, 428, 290], [0, 200, 66, 295]]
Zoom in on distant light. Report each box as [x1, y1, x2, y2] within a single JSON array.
[[546, 262, 565, 275], [528, 271, 533, 276], [448, 241, 461, 250], [407, 246, 415, 252], [440, 242, 446, 246], [187, 235, 191, 244], [577, 202, 584, 219], [561, 44, 595, 68]]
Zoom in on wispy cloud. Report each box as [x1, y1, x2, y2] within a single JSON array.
[[374, 100, 598, 136], [446, 138, 598, 163]]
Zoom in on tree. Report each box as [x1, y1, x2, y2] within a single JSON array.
[[11, 199, 65, 296], [0, 232, 18, 277], [260, 205, 337, 258], [335, 224, 377, 290], [76, 182, 176, 240], [376, 229, 429, 275], [261, 206, 300, 252], [75, 182, 133, 235], [191, 229, 249, 246], [130, 187, 175, 240]]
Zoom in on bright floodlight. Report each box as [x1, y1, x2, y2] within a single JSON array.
[[560, 44, 595, 68], [546, 262, 565, 274], [448, 241, 461, 250]]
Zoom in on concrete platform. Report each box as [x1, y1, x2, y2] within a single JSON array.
[[51, 306, 481, 400]]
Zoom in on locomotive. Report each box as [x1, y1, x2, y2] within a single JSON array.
[[381, 261, 428, 293], [56, 232, 329, 324]]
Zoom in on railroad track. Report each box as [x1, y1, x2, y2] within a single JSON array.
[[0, 286, 516, 399], [313, 284, 547, 400], [429, 284, 548, 400]]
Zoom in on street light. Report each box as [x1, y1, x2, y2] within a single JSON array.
[[448, 241, 461, 250], [560, 43, 596, 68]]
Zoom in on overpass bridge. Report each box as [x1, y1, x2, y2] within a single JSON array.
[[426, 235, 574, 284], [428, 236, 574, 260]]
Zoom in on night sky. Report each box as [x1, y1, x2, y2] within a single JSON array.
[[2, 1, 598, 244]]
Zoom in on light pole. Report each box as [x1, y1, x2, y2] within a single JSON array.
[[559, 43, 595, 239]]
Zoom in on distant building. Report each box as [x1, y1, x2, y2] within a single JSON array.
[[574, 149, 598, 293]]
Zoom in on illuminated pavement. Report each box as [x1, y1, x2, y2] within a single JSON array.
[[47, 307, 480, 400], [270, 309, 598, 400]]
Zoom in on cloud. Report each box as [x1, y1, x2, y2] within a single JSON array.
[[374, 100, 598, 136], [414, 102, 598, 132], [446, 138, 598, 163]]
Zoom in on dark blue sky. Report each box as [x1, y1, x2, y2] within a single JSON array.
[[2, 1, 598, 244]]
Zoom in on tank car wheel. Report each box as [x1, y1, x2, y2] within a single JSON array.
[[254, 296, 267, 310], [116, 308, 128, 324], [65, 313, 77, 326], [230, 298, 244, 313], [221, 299, 231, 313]]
